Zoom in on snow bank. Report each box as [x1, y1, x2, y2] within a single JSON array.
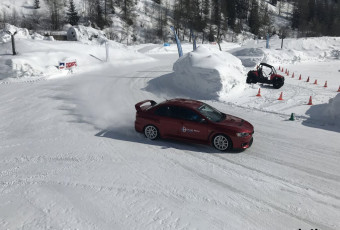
[[266, 36, 340, 64], [304, 94, 340, 128], [231, 48, 264, 67], [172, 46, 246, 100], [0, 25, 153, 81], [322, 94, 340, 126], [67, 25, 109, 45], [0, 24, 30, 43], [237, 36, 340, 66]]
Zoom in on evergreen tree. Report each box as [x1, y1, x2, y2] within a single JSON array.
[[248, 0, 260, 36], [156, 1, 169, 41], [95, 0, 106, 29], [291, 0, 301, 29], [236, 0, 250, 20], [122, 0, 135, 25], [67, 0, 80, 26], [103, 0, 115, 21], [224, 0, 236, 29], [211, 0, 221, 26], [173, 0, 184, 37], [192, 0, 205, 32], [259, 2, 271, 36], [34, 0, 40, 9], [202, 0, 210, 25], [50, 0, 63, 30]]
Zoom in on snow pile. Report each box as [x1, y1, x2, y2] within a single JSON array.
[[233, 36, 340, 66], [319, 94, 340, 126], [264, 36, 340, 64], [0, 25, 154, 81], [231, 48, 264, 67], [67, 25, 108, 45], [172, 46, 246, 100], [0, 24, 30, 43]]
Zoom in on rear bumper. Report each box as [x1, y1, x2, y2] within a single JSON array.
[[135, 120, 143, 133]]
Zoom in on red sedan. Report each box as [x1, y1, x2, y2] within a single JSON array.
[[135, 98, 254, 151]]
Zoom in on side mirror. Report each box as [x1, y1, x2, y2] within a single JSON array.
[[200, 118, 207, 123]]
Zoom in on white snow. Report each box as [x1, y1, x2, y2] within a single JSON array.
[[0, 24, 340, 230], [306, 93, 340, 127], [0, 24, 154, 81], [172, 46, 246, 100]]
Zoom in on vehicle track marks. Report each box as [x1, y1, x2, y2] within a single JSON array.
[[168, 157, 335, 230]]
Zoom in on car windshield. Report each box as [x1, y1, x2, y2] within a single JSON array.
[[197, 103, 225, 122]]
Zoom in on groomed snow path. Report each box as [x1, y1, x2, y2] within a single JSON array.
[[0, 53, 339, 230]]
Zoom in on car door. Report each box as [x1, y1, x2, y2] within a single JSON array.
[[173, 106, 209, 141], [154, 105, 182, 138]]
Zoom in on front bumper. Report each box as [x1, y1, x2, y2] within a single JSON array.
[[241, 137, 253, 149]]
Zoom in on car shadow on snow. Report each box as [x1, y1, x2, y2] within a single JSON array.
[[142, 73, 219, 100], [95, 126, 244, 154], [302, 103, 340, 133]]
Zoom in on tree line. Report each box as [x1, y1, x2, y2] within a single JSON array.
[[0, 0, 339, 43]]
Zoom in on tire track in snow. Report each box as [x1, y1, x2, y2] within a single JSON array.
[[99, 138, 189, 228], [181, 150, 340, 209], [242, 151, 340, 183], [212, 154, 340, 205], [168, 157, 335, 230]]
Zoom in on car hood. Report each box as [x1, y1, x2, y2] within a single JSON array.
[[218, 114, 254, 132]]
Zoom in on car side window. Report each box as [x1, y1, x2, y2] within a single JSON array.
[[171, 106, 202, 122], [154, 106, 170, 117]]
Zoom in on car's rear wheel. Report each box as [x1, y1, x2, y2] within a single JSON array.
[[212, 134, 232, 151], [273, 77, 284, 89], [144, 125, 159, 140]]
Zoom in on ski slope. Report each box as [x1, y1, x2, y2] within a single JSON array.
[[0, 35, 340, 229]]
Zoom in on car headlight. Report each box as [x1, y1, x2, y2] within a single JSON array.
[[236, 132, 250, 137]]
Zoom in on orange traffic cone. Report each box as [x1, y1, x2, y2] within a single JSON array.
[[278, 66, 281, 71], [324, 81, 327, 88], [306, 77, 310, 82], [307, 96, 313, 105], [299, 74, 302, 80], [278, 92, 283, 100], [337, 86, 340, 92], [281, 68, 284, 73], [287, 70, 290, 76], [256, 88, 261, 97], [292, 73, 295, 78], [314, 79, 318, 85]]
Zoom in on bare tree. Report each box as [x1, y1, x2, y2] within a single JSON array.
[[10, 9, 20, 26]]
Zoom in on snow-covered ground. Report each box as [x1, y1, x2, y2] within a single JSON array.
[[0, 27, 340, 230]]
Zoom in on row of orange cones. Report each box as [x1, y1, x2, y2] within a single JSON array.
[[255, 89, 314, 105], [278, 66, 340, 92]]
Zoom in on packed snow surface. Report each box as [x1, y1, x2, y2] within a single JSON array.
[[0, 27, 340, 230]]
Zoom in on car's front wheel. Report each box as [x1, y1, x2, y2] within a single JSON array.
[[212, 134, 232, 151], [246, 72, 258, 84], [144, 125, 159, 140]]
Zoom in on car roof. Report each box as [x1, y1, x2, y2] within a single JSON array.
[[161, 98, 203, 109], [260, 63, 274, 68]]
